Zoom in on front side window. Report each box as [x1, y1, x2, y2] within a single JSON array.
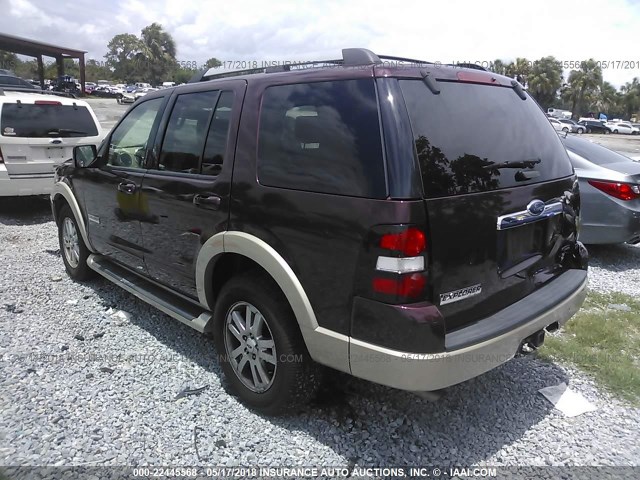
[[257, 79, 386, 198], [108, 97, 163, 169]]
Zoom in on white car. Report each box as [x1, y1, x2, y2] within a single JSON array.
[[605, 122, 638, 135], [134, 87, 158, 100], [548, 117, 564, 132], [0, 91, 104, 196]]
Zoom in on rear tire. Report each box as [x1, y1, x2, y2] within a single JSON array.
[[562, 127, 569, 132], [577, 127, 584, 134], [212, 273, 322, 415], [57, 204, 95, 281]]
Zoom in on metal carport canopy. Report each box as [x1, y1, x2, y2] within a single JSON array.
[[0, 32, 87, 91]]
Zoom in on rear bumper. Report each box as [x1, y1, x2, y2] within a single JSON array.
[[349, 269, 588, 392], [0, 168, 55, 196]]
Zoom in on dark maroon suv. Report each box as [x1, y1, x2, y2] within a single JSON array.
[[51, 48, 588, 414]]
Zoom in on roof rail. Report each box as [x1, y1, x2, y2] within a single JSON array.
[[189, 47, 384, 83]]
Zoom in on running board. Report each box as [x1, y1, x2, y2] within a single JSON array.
[[87, 254, 212, 333]]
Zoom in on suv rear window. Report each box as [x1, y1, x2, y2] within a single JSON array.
[[257, 79, 386, 198], [399, 80, 573, 198], [1, 103, 98, 138]]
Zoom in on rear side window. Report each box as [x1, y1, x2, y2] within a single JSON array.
[[257, 79, 386, 198], [563, 136, 633, 166], [1, 103, 99, 138], [159, 90, 233, 175], [399, 80, 574, 198]]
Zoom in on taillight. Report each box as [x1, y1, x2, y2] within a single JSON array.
[[588, 180, 640, 201], [0, 146, 3, 164], [371, 226, 428, 302], [379, 228, 426, 256], [34, 100, 62, 105]]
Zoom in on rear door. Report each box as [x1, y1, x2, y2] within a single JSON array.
[[139, 81, 245, 298], [398, 78, 577, 332], [0, 101, 101, 178]]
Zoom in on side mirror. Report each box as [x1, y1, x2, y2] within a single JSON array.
[[73, 144, 98, 168]]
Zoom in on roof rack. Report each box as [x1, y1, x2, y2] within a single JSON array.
[[190, 48, 385, 83], [188, 48, 487, 84]]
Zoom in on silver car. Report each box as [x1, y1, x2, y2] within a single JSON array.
[[561, 135, 640, 244], [558, 118, 586, 134]]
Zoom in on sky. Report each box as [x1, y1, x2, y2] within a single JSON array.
[[1, 0, 639, 88]]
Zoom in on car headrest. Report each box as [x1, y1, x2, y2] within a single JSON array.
[[295, 115, 322, 144]]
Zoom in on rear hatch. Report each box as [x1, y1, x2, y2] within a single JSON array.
[[398, 75, 577, 332], [0, 101, 100, 177]]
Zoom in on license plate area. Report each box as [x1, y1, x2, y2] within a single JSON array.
[[497, 219, 549, 277], [45, 147, 66, 160]]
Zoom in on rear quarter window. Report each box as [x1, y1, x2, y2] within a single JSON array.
[[1, 103, 99, 138], [399, 80, 574, 198], [257, 79, 387, 198]]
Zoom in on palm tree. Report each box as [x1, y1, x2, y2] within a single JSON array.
[[140, 23, 177, 85], [564, 59, 603, 119], [620, 78, 640, 119], [527, 56, 563, 109]]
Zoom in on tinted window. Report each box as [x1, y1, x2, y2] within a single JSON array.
[[562, 136, 633, 166], [159, 91, 218, 173], [108, 97, 163, 168], [399, 80, 574, 197], [1, 103, 98, 138], [201, 91, 234, 176], [257, 79, 386, 198]]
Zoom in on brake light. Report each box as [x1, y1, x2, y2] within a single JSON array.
[[34, 100, 62, 105], [588, 180, 640, 201], [373, 274, 426, 299], [0, 146, 3, 164], [371, 226, 428, 302], [456, 71, 499, 84], [380, 228, 426, 256]]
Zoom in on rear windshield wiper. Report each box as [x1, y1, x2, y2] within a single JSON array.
[[483, 159, 541, 169], [47, 129, 88, 136]]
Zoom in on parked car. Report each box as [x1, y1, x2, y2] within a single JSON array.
[[577, 119, 611, 134], [549, 117, 564, 131], [84, 82, 97, 94], [51, 48, 588, 415], [1, 90, 103, 197], [90, 86, 118, 98], [0, 74, 39, 90], [606, 122, 637, 135], [133, 87, 158, 99], [116, 91, 137, 104], [547, 107, 572, 119], [561, 135, 640, 244], [558, 119, 585, 134]]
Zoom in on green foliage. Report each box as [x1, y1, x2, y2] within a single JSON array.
[[527, 57, 563, 109], [539, 290, 640, 405]]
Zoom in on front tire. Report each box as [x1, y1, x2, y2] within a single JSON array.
[[562, 127, 569, 132], [57, 204, 95, 281], [577, 127, 584, 134], [212, 273, 322, 415]]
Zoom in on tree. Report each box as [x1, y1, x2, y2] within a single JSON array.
[[204, 57, 222, 69], [490, 59, 509, 76], [0, 50, 18, 73], [140, 23, 177, 85], [504, 58, 531, 86], [105, 33, 144, 82], [85, 59, 114, 82], [620, 78, 640, 119], [563, 59, 603, 119], [527, 56, 563, 109]]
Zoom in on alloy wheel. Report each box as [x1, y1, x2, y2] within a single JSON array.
[[62, 217, 80, 269], [224, 301, 277, 393]]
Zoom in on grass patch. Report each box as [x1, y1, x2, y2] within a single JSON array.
[[538, 290, 640, 405]]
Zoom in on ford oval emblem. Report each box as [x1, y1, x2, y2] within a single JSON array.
[[527, 199, 546, 216]]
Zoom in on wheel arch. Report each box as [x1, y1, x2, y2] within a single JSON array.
[[195, 231, 349, 373], [51, 182, 95, 252]]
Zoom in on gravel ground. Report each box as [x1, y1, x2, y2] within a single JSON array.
[[0, 198, 639, 472]]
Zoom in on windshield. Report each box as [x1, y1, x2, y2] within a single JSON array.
[[1, 103, 98, 137], [399, 80, 573, 197]]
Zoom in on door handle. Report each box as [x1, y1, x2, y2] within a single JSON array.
[[117, 182, 137, 195], [193, 194, 221, 208]]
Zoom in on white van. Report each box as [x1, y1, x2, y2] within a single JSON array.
[[0, 91, 103, 196], [547, 108, 572, 119], [161, 81, 176, 88]]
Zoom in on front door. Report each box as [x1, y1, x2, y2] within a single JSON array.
[[75, 96, 166, 272], [140, 82, 245, 298]]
